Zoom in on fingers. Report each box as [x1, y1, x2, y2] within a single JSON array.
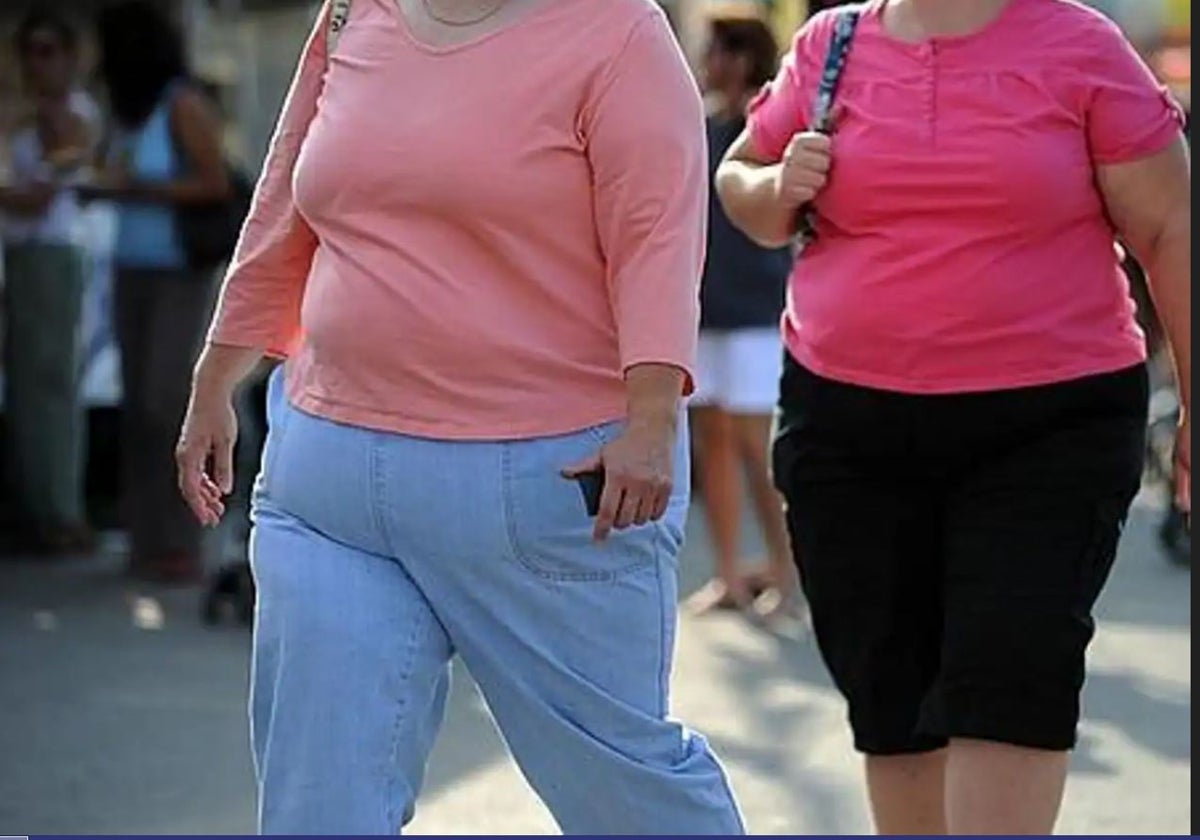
[[199, 474, 227, 523], [613, 486, 646, 531], [593, 472, 673, 542], [650, 485, 671, 521], [779, 131, 833, 206], [211, 434, 236, 495], [561, 451, 602, 479], [593, 482, 622, 542], [785, 131, 833, 158], [176, 435, 227, 528], [176, 435, 214, 526], [780, 174, 827, 206]]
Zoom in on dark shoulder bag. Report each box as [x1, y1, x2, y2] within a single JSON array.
[[172, 0, 351, 273], [794, 8, 861, 245], [168, 87, 254, 273]]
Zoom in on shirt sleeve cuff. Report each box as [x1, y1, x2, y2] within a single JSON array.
[[621, 356, 696, 398], [1093, 94, 1187, 165]]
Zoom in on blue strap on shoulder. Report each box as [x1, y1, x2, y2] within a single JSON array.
[[796, 9, 861, 244]]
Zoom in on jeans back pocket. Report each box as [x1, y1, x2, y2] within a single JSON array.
[[503, 421, 663, 583]]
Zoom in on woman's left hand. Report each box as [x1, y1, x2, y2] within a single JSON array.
[[76, 170, 131, 203], [562, 419, 676, 543]]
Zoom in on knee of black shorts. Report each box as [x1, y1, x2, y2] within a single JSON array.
[[853, 720, 950, 756], [919, 680, 1082, 752], [847, 679, 949, 757], [916, 603, 1096, 751]]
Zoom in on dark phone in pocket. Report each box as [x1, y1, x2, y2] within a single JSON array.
[[574, 468, 605, 517]]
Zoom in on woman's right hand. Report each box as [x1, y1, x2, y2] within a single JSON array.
[[176, 381, 239, 527], [774, 131, 833, 209]]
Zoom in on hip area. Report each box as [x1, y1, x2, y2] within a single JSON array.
[[774, 351, 1150, 485], [253, 367, 690, 580]]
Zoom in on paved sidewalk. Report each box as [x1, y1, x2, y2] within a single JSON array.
[[0, 493, 1190, 835]]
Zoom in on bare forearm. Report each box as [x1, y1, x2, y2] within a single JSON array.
[[715, 161, 794, 248], [1145, 214, 1192, 412], [120, 175, 231, 206], [624, 363, 685, 433], [0, 186, 51, 216], [193, 342, 266, 397]]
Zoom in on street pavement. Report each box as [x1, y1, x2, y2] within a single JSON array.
[[0, 490, 1190, 835]]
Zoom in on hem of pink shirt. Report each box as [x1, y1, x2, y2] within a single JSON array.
[[287, 380, 632, 442], [785, 342, 1149, 395]]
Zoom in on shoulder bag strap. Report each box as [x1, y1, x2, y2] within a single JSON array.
[[328, 0, 353, 55], [810, 8, 861, 133], [796, 8, 861, 243]]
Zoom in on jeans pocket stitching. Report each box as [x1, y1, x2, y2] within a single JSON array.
[[501, 435, 656, 584], [504, 502, 656, 583], [584, 420, 621, 450]]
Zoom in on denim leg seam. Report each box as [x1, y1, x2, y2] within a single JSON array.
[[368, 435, 392, 555], [384, 600, 427, 831], [370, 433, 419, 831], [652, 529, 670, 723], [498, 444, 521, 567]]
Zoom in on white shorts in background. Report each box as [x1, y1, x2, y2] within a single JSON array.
[[692, 327, 784, 414]]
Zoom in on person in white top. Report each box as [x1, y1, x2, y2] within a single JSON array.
[[0, 10, 97, 555]]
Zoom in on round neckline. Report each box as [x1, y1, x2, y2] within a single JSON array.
[[867, 0, 1025, 47], [387, 0, 577, 55]]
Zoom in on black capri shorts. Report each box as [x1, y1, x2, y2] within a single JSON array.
[[772, 356, 1148, 755]]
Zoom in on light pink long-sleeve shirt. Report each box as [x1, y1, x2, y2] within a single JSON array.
[[209, 0, 706, 439]]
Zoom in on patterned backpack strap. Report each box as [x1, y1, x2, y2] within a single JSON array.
[[328, 0, 352, 54], [795, 8, 861, 244], [809, 8, 861, 133]]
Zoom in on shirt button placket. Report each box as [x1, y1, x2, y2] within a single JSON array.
[[926, 41, 939, 146]]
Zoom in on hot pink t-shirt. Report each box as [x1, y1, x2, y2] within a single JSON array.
[[209, 0, 706, 438], [747, 0, 1185, 394]]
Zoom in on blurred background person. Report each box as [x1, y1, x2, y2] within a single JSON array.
[[84, 0, 230, 583], [0, 10, 97, 556], [688, 15, 798, 620]]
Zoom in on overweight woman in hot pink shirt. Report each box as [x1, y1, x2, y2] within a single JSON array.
[[718, 0, 1190, 834], [173, 0, 744, 834]]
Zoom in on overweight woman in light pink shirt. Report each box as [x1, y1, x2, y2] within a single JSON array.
[[174, 0, 744, 834], [718, 0, 1190, 835]]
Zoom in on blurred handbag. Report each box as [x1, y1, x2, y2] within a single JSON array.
[[169, 98, 254, 273], [173, 0, 350, 274]]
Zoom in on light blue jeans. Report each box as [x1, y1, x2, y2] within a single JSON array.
[[249, 369, 745, 835]]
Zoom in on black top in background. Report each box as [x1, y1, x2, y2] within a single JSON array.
[[701, 114, 791, 331]]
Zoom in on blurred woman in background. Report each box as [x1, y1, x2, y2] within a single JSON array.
[[86, 0, 230, 582], [688, 16, 798, 620], [0, 11, 97, 555]]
